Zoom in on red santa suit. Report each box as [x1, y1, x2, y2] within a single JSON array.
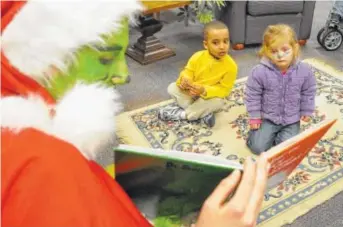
[[1, 1, 152, 227]]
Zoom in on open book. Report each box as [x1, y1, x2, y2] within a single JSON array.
[[114, 119, 336, 227]]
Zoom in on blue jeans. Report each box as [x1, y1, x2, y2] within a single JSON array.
[[247, 119, 300, 155]]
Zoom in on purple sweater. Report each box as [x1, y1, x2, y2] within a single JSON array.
[[244, 58, 316, 126]]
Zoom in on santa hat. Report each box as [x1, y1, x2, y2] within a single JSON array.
[[1, 1, 55, 104], [1, 0, 143, 160], [1, 0, 142, 104]]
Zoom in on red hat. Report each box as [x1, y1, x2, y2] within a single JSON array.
[[1, 0, 143, 106], [1, 1, 55, 104]]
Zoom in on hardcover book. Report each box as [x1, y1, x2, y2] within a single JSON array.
[[114, 119, 336, 227]]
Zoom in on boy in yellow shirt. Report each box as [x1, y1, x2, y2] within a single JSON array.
[[158, 21, 238, 127]]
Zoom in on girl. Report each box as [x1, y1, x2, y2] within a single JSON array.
[[244, 24, 316, 155]]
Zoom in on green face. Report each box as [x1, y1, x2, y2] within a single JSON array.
[[47, 18, 130, 99]]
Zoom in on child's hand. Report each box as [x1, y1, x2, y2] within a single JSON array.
[[301, 116, 311, 122], [180, 76, 192, 90], [249, 119, 262, 130], [189, 84, 205, 96], [250, 123, 261, 130]]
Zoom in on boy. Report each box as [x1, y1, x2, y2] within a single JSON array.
[[158, 21, 237, 127]]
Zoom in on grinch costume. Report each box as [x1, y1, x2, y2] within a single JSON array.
[[1, 1, 151, 226]]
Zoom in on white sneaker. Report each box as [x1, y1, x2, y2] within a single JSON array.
[[158, 106, 184, 121]]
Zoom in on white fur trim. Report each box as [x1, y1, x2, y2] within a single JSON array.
[[1, 84, 122, 160], [52, 83, 122, 160], [1, 0, 142, 80], [1, 95, 52, 133]]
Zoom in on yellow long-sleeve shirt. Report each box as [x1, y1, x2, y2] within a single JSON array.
[[176, 50, 238, 99]]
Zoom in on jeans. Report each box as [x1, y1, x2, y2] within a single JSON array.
[[246, 119, 300, 155]]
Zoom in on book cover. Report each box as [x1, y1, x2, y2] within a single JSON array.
[[114, 119, 336, 227], [115, 148, 238, 227]]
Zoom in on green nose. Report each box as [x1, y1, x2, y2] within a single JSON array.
[[111, 75, 131, 84]]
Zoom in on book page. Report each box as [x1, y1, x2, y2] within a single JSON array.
[[115, 149, 234, 227], [266, 119, 336, 182], [267, 119, 335, 156], [115, 144, 243, 174]]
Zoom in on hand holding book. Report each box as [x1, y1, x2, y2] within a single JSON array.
[[195, 154, 270, 227]]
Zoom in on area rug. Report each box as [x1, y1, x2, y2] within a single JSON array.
[[114, 58, 343, 227]]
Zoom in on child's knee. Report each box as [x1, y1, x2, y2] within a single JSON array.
[[199, 98, 224, 113], [212, 98, 225, 110], [247, 142, 267, 155], [247, 134, 270, 155], [167, 82, 179, 96], [185, 110, 199, 121]]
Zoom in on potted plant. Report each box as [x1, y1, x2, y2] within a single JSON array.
[[177, 0, 226, 26]]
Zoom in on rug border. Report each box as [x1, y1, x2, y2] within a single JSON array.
[[303, 58, 343, 78], [259, 170, 343, 227]]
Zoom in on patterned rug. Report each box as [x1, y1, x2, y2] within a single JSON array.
[[115, 59, 343, 227]]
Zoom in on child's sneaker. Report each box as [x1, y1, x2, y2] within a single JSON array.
[[202, 113, 215, 128], [158, 106, 185, 121]]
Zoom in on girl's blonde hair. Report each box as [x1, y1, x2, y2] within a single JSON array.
[[258, 24, 300, 60]]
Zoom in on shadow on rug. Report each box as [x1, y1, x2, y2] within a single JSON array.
[[115, 58, 343, 227]]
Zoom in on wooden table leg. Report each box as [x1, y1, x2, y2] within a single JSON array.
[[126, 15, 175, 65], [298, 39, 307, 46], [233, 44, 245, 50]]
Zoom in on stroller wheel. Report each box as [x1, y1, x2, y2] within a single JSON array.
[[322, 28, 343, 51], [317, 27, 325, 45]]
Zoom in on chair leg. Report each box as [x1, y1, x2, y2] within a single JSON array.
[[233, 43, 245, 50], [299, 39, 307, 46], [153, 12, 160, 20]]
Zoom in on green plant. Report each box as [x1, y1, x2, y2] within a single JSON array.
[[177, 0, 226, 25]]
